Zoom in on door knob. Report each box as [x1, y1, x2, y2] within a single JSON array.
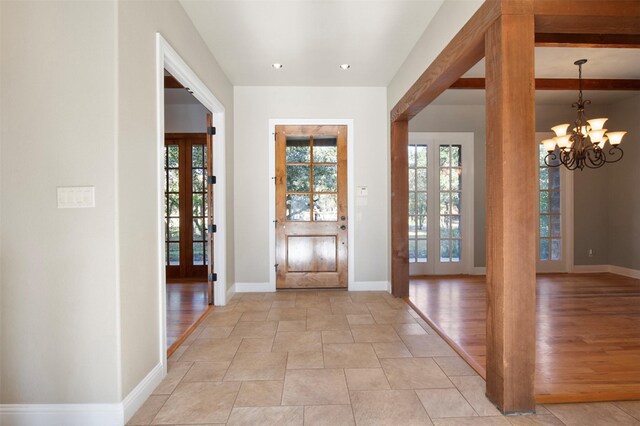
[[340, 216, 346, 221], [340, 225, 346, 230]]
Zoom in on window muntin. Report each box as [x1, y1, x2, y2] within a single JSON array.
[[539, 145, 561, 261], [286, 135, 338, 222]]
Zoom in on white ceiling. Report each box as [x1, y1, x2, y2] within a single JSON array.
[[180, 0, 444, 86], [178, 3, 639, 104]]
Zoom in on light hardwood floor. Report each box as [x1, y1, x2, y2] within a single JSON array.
[[129, 290, 640, 425], [166, 281, 211, 354], [409, 273, 640, 403]]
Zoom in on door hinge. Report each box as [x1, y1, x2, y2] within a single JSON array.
[[274, 263, 279, 272], [208, 175, 216, 185], [207, 126, 216, 136], [209, 273, 217, 282], [208, 224, 217, 233], [273, 132, 277, 141]]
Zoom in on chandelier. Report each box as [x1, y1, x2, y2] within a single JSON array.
[[541, 59, 627, 170]]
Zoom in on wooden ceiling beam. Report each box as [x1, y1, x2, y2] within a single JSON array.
[[390, 1, 502, 122], [164, 75, 184, 89], [533, 1, 640, 35], [450, 78, 640, 91], [535, 33, 640, 48]]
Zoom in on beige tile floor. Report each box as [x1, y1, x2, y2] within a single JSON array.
[[129, 291, 640, 426]]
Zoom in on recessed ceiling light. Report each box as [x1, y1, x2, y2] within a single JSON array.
[[340, 64, 351, 70], [272, 63, 283, 69]]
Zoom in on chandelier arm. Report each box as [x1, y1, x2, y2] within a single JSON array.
[[604, 146, 624, 164], [584, 147, 606, 169], [544, 151, 560, 168]]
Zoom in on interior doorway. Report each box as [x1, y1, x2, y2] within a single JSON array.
[[163, 69, 215, 355], [275, 125, 348, 289]]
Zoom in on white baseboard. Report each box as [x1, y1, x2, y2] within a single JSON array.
[[608, 264, 640, 279], [0, 363, 164, 426], [471, 267, 486, 275], [0, 404, 123, 426], [572, 264, 609, 273], [234, 282, 273, 293], [350, 281, 390, 292], [225, 283, 236, 302], [122, 363, 164, 424]]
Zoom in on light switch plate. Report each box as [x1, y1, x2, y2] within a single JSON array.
[[57, 186, 95, 208], [357, 186, 368, 197]]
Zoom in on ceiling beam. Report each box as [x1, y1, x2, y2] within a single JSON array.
[[533, 1, 640, 35], [535, 33, 640, 48], [450, 78, 640, 91], [164, 75, 184, 89]]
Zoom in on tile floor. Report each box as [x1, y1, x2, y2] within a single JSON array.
[[129, 291, 640, 426]]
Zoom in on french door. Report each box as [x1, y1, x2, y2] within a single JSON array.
[[536, 132, 572, 273], [275, 125, 348, 288], [408, 133, 474, 276], [164, 133, 210, 280]]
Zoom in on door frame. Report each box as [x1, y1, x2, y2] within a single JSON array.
[[269, 119, 355, 291], [156, 34, 227, 371], [407, 132, 475, 276]]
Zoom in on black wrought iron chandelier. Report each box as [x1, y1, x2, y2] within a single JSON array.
[[541, 59, 627, 170]]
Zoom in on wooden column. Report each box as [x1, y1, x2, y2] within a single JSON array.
[[390, 120, 409, 297], [484, 9, 536, 414]]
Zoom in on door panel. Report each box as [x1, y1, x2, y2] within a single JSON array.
[[276, 125, 347, 289], [287, 236, 337, 272]]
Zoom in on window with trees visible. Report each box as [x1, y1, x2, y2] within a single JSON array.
[[408, 144, 428, 263], [164, 135, 208, 278], [285, 136, 338, 222], [439, 145, 462, 263], [165, 145, 180, 265], [539, 144, 561, 261]]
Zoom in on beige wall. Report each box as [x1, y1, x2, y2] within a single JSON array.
[[1, 0, 120, 403], [0, 0, 235, 405], [164, 102, 209, 133], [233, 86, 388, 284], [117, 0, 234, 397], [605, 94, 640, 270], [386, 0, 483, 112]]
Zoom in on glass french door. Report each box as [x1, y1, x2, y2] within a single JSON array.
[[536, 132, 572, 272], [164, 133, 209, 280], [408, 133, 474, 276]]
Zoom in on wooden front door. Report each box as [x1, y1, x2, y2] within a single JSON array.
[[275, 125, 348, 289]]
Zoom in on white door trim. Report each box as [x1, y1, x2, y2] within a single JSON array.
[[268, 119, 355, 291], [155, 32, 227, 384]]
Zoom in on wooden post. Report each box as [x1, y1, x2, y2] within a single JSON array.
[[484, 8, 537, 414], [390, 119, 409, 297]]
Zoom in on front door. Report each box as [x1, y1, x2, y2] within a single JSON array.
[[275, 125, 348, 288]]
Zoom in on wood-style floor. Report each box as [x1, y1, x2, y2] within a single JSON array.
[[166, 281, 211, 355], [408, 273, 640, 403]]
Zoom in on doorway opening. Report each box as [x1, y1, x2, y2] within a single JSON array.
[[157, 34, 227, 366], [163, 70, 213, 355]]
